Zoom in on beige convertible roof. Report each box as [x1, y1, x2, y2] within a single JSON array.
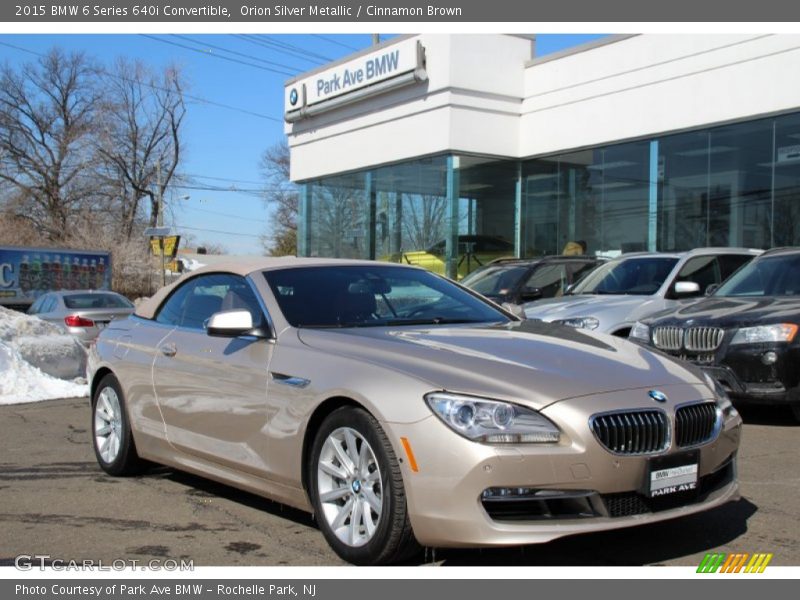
[[134, 257, 409, 319]]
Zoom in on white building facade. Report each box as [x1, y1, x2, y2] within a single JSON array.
[[285, 34, 800, 277]]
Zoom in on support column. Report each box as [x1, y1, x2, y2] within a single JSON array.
[[648, 140, 659, 252], [445, 155, 460, 279], [297, 183, 311, 257], [514, 162, 523, 258], [365, 171, 376, 260]]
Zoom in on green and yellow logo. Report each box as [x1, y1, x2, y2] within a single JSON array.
[[697, 552, 773, 573]]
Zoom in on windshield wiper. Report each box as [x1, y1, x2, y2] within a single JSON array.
[[385, 318, 488, 326]]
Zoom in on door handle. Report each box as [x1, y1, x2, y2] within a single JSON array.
[[159, 343, 177, 357]]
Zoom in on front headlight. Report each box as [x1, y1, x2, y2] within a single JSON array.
[[703, 372, 738, 420], [553, 316, 600, 330], [629, 321, 650, 342], [424, 392, 560, 444], [730, 323, 798, 345]]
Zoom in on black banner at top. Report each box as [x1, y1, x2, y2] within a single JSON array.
[[2, 0, 800, 22]]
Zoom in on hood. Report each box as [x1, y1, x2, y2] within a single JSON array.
[[644, 296, 800, 329], [523, 294, 660, 327], [296, 320, 704, 410]]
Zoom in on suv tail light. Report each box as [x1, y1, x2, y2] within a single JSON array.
[[65, 315, 95, 327]]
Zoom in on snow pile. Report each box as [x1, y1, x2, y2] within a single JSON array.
[[0, 306, 88, 405], [0, 342, 88, 405]]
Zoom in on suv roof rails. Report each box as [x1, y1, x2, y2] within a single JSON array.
[[760, 246, 800, 257]]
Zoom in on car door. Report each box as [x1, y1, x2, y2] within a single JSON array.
[[151, 273, 274, 475]]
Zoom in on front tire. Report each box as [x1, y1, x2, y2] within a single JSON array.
[[91, 374, 146, 476], [308, 407, 419, 565]]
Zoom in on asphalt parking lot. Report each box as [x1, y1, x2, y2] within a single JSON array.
[[0, 398, 798, 567]]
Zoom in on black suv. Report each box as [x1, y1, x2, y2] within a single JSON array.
[[630, 248, 800, 420], [460, 255, 603, 305]]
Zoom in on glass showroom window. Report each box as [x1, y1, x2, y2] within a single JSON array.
[[522, 141, 650, 258], [306, 171, 369, 259], [452, 156, 518, 277], [372, 156, 449, 266], [774, 112, 800, 247], [707, 119, 773, 248], [657, 130, 711, 251]]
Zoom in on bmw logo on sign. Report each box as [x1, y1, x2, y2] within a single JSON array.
[[649, 390, 668, 403], [289, 88, 299, 106]]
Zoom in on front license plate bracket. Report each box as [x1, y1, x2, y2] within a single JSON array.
[[647, 450, 699, 498]]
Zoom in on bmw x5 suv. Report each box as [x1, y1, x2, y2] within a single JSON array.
[[630, 248, 800, 421]]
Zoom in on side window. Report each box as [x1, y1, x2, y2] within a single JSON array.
[[155, 274, 265, 330], [156, 280, 197, 326], [28, 295, 47, 315], [568, 261, 599, 284], [718, 254, 755, 281], [523, 264, 568, 298], [43, 296, 58, 313], [675, 256, 720, 293]]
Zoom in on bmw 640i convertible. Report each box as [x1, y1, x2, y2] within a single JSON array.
[[88, 258, 742, 565]]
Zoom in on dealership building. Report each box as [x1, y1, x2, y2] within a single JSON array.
[[284, 34, 800, 278]]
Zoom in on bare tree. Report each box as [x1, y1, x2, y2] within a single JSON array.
[[259, 140, 298, 256], [402, 194, 448, 250], [96, 58, 186, 237], [0, 49, 102, 241]]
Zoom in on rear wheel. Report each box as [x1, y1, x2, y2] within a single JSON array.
[[92, 374, 146, 476], [308, 407, 419, 565], [790, 402, 800, 424]]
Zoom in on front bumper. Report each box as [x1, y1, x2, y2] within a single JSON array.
[[389, 386, 741, 548], [656, 342, 799, 405]]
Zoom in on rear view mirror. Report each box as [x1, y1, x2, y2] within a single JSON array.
[[673, 281, 701, 297], [207, 309, 255, 337]]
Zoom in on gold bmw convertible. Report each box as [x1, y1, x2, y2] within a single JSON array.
[[88, 258, 741, 565]]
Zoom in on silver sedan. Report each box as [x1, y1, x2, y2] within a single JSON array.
[[27, 290, 134, 346], [87, 258, 741, 565]]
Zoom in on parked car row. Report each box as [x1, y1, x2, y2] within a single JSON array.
[[458, 246, 799, 423], [19, 243, 790, 564]]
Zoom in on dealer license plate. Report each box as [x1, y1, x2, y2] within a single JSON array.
[[647, 451, 699, 497]]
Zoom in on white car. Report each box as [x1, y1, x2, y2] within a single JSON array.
[[523, 248, 762, 337]]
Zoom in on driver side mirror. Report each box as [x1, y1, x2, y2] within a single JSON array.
[[207, 309, 260, 338], [673, 281, 701, 298]]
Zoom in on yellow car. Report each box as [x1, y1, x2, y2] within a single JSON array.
[[394, 235, 514, 278]]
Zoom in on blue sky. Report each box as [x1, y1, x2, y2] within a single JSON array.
[[0, 33, 606, 254]]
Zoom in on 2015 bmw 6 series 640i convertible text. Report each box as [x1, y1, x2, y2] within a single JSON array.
[[87, 258, 742, 565]]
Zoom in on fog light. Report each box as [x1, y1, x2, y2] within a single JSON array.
[[761, 351, 778, 365]]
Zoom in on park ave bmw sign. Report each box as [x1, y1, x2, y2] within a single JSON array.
[[284, 37, 424, 117]]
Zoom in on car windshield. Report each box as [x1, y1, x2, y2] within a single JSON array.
[[63, 293, 133, 309], [460, 265, 529, 296], [264, 265, 510, 328], [715, 253, 800, 297], [569, 257, 679, 296]]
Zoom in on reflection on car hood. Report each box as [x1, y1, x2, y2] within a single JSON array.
[[643, 296, 800, 329], [296, 320, 702, 409], [523, 294, 657, 322]]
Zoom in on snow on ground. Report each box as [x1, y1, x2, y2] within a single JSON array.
[[0, 342, 88, 405], [0, 306, 88, 405]]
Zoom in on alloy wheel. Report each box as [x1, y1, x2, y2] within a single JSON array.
[[316, 427, 383, 547]]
